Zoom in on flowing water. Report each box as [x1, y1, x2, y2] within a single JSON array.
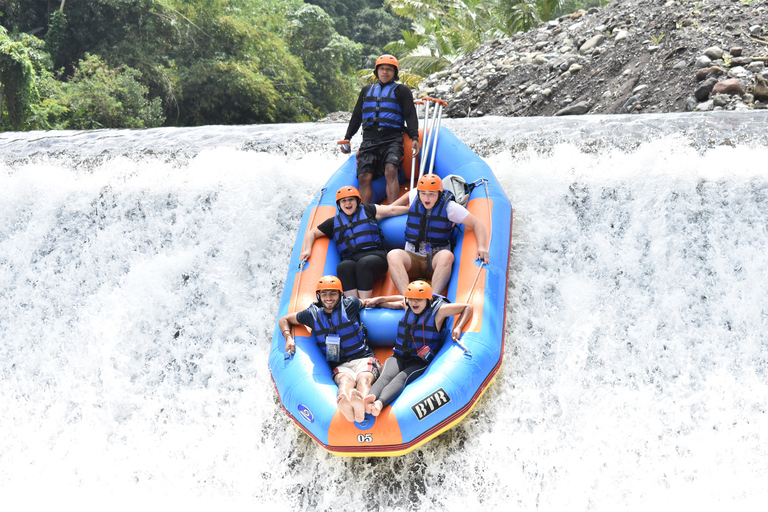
[[1, 112, 768, 510]]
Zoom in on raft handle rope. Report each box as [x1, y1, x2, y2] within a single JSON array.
[[455, 179, 492, 358], [286, 187, 326, 359]]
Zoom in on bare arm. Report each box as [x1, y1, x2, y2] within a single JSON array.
[[374, 204, 410, 219], [366, 294, 406, 309], [278, 312, 302, 355], [390, 193, 411, 207], [462, 213, 490, 264], [300, 226, 327, 263], [435, 303, 474, 341]]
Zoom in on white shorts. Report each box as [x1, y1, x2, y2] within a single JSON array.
[[333, 356, 381, 382]]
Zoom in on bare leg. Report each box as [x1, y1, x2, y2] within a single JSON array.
[[344, 289, 359, 298], [335, 374, 356, 422], [358, 173, 373, 205], [387, 249, 412, 294], [384, 163, 400, 205], [353, 372, 376, 422], [429, 249, 455, 295], [358, 289, 372, 299]]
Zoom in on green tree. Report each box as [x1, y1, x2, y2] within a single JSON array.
[[286, 4, 361, 113], [54, 53, 164, 129], [0, 26, 50, 129]]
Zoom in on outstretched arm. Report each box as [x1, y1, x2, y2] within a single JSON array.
[[366, 295, 406, 309], [374, 204, 409, 219], [462, 213, 490, 264], [436, 303, 474, 341], [278, 312, 302, 355]]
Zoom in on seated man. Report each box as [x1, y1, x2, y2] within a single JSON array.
[[278, 276, 381, 423], [387, 174, 490, 294]]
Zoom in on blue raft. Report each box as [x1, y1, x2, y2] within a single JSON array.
[[268, 127, 513, 456]]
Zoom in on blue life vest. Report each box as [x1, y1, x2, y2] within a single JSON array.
[[332, 206, 383, 258], [362, 82, 404, 131], [308, 298, 367, 362], [404, 191, 454, 248], [394, 296, 449, 358]]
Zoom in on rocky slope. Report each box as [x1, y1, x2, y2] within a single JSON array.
[[416, 0, 768, 117]]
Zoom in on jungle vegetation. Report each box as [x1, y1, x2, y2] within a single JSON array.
[[0, 0, 603, 130]]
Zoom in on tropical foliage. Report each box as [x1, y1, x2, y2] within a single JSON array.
[[0, 0, 607, 131]]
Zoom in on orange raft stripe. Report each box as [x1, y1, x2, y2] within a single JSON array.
[[326, 345, 400, 447], [455, 197, 492, 333], [290, 205, 335, 337]]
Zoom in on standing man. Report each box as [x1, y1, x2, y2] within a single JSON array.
[[339, 55, 420, 205]]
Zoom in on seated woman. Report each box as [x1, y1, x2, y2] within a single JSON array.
[[363, 280, 474, 417], [300, 186, 408, 299]]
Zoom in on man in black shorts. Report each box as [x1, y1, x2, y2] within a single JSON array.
[[340, 54, 420, 205]]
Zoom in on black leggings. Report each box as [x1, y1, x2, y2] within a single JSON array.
[[336, 251, 388, 292], [368, 355, 428, 407]]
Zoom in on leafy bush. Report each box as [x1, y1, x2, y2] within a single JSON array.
[[55, 53, 164, 129]]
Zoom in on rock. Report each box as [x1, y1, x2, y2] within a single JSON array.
[[615, 30, 630, 42], [752, 76, 768, 102], [694, 78, 718, 101], [703, 46, 724, 60], [696, 55, 712, 69], [748, 61, 766, 74], [712, 93, 729, 107], [454, 80, 468, 93], [712, 79, 744, 96], [579, 34, 605, 54], [620, 95, 641, 113], [696, 100, 714, 111], [696, 66, 726, 81], [730, 47, 743, 57], [554, 101, 591, 116], [731, 57, 752, 67], [673, 60, 687, 70]]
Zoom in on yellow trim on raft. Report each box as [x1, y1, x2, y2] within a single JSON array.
[[325, 365, 502, 457]]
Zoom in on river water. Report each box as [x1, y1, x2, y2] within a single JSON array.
[[1, 112, 767, 510]]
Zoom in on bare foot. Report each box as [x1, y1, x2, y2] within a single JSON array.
[[337, 392, 355, 422], [363, 394, 377, 415], [370, 400, 383, 417], [350, 389, 365, 423]]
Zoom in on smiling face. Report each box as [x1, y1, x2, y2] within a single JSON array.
[[376, 64, 396, 84], [418, 190, 440, 209], [318, 289, 341, 312], [338, 196, 359, 215], [407, 297, 428, 314]]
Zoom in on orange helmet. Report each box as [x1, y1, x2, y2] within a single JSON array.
[[335, 186, 361, 205], [316, 275, 343, 293], [375, 54, 399, 79], [417, 174, 443, 192], [405, 280, 432, 300]]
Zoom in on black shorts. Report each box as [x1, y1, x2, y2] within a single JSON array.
[[356, 138, 403, 179]]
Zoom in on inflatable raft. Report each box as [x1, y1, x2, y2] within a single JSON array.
[[269, 126, 513, 457]]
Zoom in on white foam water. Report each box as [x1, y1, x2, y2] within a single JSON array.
[[1, 113, 767, 510]]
